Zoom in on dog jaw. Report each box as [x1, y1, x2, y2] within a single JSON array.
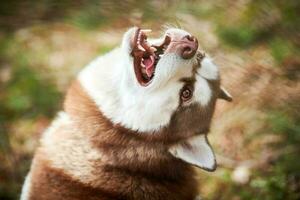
[[79, 27, 220, 133]]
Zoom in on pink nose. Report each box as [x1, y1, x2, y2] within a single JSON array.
[[180, 35, 198, 59]]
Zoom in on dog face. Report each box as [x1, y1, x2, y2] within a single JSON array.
[[79, 27, 232, 171], [119, 27, 231, 132]]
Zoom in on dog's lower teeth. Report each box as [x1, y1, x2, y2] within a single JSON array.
[[141, 69, 150, 80]]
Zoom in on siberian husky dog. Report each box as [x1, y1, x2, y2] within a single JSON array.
[[21, 27, 232, 200]]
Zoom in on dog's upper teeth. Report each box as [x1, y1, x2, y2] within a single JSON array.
[[150, 47, 157, 52], [141, 62, 146, 68], [141, 29, 152, 33], [137, 44, 146, 51], [137, 33, 142, 42], [159, 54, 163, 58]]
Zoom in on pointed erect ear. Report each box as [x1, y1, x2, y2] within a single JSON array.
[[168, 135, 217, 171], [219, 86, 233, 102]]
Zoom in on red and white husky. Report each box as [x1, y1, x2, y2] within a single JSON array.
[[21, 27, 232, 200]]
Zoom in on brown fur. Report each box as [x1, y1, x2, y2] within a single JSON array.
[[27, 53, 221, 199], [27, 81, 202, 200]]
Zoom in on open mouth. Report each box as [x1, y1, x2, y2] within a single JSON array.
[[131, 28, 171, 86]]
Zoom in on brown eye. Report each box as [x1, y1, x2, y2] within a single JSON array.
[[181, 87, 193, 101]]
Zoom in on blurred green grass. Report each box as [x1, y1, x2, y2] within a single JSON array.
[[0, 0, 300, 199]]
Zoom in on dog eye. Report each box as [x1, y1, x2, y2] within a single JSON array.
[[180, 87, 193, 101]]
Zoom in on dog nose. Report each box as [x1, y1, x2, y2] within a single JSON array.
[[180, 35, 198, 59]]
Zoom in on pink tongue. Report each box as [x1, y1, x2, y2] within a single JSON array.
[[142, 56, 155, 77]]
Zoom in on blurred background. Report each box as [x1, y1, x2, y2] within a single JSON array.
[[0, 0, 299, 199]]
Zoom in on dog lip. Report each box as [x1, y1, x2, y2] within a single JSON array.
[[131, 28, 154, 86], [131, 28, 173, 87], [151, 34, 171, 50]]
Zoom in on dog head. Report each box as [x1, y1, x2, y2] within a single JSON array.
[[79, 27, 232, 171]]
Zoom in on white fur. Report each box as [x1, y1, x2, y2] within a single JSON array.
[[42, 111, 72, 143], [194, 74, 212, 107], [199, 57, 219, 80], [79, 28, 199, 132], [78, 28, 219, 132], [20, 173, 31, 200], [20, 112, 72, 200], [168, 135, 216, 170], [40, 111, 104, 186]]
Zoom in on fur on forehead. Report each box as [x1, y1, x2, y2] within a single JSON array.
[[78, 27, 220, 133]]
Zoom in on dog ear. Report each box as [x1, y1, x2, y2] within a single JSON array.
[[168, 135, 216, 171], [219, 86, 232, 102]]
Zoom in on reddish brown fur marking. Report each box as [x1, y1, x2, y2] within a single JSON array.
[[27, 48, 223, 199], [28, 81, 201, 200], [29, 154, 120, 200]]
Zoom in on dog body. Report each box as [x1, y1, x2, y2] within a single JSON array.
[[21, 27, 231, 200]]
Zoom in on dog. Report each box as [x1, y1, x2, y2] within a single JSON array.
[[21, 27, 232, 200]]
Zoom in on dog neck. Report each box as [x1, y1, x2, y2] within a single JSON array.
[[64, 80, 195, 179]]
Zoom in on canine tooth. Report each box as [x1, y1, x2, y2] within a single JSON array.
[[141, 29, 152, 33], [141, 62, 146, 68], [159, 54, 163, 58], [150, 47, 157, 52], [138, 32, 142, 38], [137, 32, 142, 42], [138, 44, 146, 51]]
